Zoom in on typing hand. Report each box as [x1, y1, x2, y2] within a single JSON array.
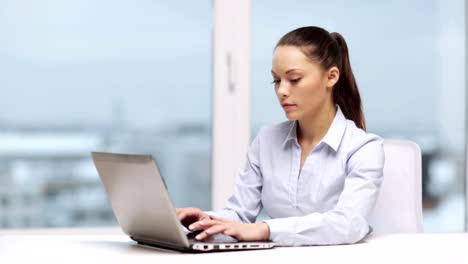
[[176, 207, 211, 229], [188, 215, 270, 242]]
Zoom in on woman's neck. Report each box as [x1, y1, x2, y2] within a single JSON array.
[[297, 102, 337, 146]]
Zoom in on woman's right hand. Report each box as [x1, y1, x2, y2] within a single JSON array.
[[175, 207, 211, 229]]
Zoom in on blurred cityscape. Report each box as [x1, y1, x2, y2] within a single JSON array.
[[0, 116, 211, 228]]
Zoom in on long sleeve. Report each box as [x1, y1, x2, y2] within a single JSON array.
[[264, 139, 385, 246], [206, 134, 263, 223]]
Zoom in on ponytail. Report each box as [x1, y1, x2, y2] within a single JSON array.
[[330, 32, 366, 130], [276, 27, 366, 130]]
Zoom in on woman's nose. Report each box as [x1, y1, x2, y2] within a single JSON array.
[[277, 83, 289, 97]]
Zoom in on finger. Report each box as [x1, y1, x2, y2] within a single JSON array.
[[189, 219, 220, 231], [202, 214, 212, 221], [204, 224, 227, 236], [189, 219, 211, 231], [177, 211, 187, 221], [209, 215, 227, 221], [196, 225, 227, 240]]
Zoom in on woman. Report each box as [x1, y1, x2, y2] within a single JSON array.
[[176, 26, 384, 246]]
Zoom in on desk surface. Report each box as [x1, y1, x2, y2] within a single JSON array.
[[0, 228, 467, 264]]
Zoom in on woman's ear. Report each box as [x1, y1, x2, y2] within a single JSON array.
[[326, 66, 340, 88]]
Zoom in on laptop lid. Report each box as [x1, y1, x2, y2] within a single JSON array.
[[91, 152, 190, 250]]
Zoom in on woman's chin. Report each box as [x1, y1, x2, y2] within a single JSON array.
[[284, 112, 299, 120]]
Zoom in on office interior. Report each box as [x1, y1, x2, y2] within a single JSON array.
[[0, 0, 467, 234]]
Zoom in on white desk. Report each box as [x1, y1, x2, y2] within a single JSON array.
[[0, 228, 467, 264]]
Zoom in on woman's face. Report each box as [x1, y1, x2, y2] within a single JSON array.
[[271, 45, 338, 121]]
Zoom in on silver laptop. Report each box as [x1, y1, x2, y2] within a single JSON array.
[[91, 152, 277, 252]]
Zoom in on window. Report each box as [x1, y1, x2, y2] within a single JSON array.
[[0, 0, 212, 227], [1, 0, 466, 232]]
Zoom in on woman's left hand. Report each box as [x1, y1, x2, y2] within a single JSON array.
[[188, 216, 270, 241]]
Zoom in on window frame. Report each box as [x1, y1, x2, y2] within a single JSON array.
[[211, 0, 251, 210]]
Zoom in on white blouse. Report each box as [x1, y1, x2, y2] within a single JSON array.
[[208, 106, 385, 246]]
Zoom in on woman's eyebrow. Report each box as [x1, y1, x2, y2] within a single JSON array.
[[271, 69, 304, 75], [285, 68, 304, 74]]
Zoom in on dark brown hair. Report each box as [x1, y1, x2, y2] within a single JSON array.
[[276, 26, 366, 130]]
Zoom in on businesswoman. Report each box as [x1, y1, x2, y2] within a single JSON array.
[[177, 26, 384, 246]]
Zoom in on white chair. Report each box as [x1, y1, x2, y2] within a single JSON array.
[[368, 139, 424, 233]]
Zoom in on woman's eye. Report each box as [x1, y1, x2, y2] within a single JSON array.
[[290, 78, 301, 84], [271, 79, 280, 84]]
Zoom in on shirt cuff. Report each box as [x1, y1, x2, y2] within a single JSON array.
[[263, 218, 297, 242]]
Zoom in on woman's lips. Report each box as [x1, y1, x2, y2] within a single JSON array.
[[282, 104, 297, 111]]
